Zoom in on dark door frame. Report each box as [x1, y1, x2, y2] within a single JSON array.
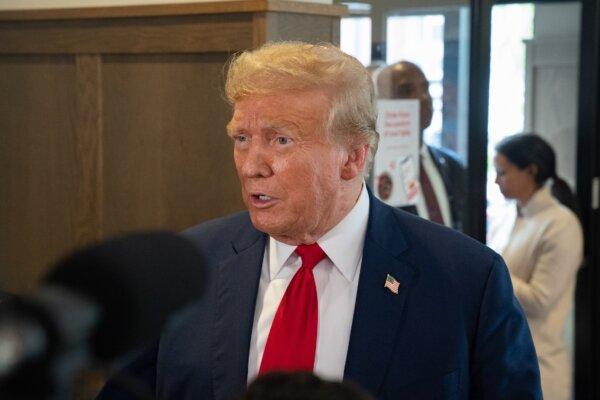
[[465, 0, 492, 242], [574, 0, 599, 398], [470, 0, 600, 397]]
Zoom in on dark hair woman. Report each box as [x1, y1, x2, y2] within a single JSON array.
[[488, 133, 583, 400]]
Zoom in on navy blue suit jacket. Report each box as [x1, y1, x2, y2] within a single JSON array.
[[98, 193, 541, 399]]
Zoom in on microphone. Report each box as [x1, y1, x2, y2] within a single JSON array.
[[0, 231, 205, 399]]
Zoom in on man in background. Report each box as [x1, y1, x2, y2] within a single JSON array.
[[97, 42, 540, 400], [377, 61, 466, 230]]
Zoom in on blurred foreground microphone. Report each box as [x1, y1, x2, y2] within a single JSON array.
[[0, 232, 205, 399]]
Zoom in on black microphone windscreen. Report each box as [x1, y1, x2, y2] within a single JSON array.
[[44, 232, 205, 360]]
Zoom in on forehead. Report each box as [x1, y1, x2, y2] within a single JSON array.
[[380, 68, 428, 99], [494, 153, 516, 170], [228, 90, 330, 130]]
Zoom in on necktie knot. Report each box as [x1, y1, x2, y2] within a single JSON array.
[[295, 243, 326, 271]]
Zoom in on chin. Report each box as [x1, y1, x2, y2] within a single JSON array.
[[502, 192, 514, 200], [248, 212, 284, 235]]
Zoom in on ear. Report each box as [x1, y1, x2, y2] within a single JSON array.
[[526, 164, 538, 178], [341, 144, 369, 180]]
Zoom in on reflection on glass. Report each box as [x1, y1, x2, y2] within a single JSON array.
[[486, 4, 535, 228], [387, 15, 445, 146], [359, 7, 470, 233], [375, 60, 467, 231], [486, 4, 582, 400]]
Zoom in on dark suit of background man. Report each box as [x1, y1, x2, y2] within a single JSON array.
[[97, 42, 541, 400], [377, 61, 466, 230]]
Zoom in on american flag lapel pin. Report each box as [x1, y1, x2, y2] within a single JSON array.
[[384, 273, 400, 294]]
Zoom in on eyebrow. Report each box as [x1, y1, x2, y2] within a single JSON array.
[[226, 119, 301, 137], [226, 122, 238, 137], [226, 118, 252, 137], [265, 120, 300, 132]]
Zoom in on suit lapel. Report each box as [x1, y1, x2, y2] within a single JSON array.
[[212, 220, 266, 400], [344, 195, 416, 395]]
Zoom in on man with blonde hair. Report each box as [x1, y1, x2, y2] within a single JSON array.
[[98, 42, 541, 400]]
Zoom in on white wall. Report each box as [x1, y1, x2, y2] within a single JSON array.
[[524, 2, 582, 188]]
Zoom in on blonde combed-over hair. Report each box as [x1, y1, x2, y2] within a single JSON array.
[[225, 41, 379, 166]]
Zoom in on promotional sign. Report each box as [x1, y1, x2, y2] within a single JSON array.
[[373, 99, 420, 207]]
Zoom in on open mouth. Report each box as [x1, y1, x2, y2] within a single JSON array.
[[250, 193, 276, 207], [252, 194, 272, 201]]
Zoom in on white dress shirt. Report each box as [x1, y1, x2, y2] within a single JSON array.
[[415, 144, 453, 227], [247, 184, 370, 382], [488, 186, 583, 400]]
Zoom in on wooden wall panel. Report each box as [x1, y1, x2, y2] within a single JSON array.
[[0, 56, 78, 292], [0, 1, 342, 296], [0, 14, 254, 54], [74, 55, 104, 247], [101, 53, 244, 236]]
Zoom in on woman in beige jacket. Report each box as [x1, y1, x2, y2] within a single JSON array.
[[489, 133, 583, 400]]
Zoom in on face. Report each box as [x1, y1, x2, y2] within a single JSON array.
[[493, 153, 538, 201], [227, 90, 365, 244], [379, 63, 433, 132]]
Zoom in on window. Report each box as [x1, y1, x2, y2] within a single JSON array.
[[387, 15, 445, 146], [340, 17, 372, 66]]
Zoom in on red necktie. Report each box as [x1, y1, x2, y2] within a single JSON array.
[[420, 162, 444, 224], [259, 243, 326, 374]]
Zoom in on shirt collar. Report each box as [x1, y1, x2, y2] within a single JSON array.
[[519, 185, 555, 218], [268, 184, 370, 282]]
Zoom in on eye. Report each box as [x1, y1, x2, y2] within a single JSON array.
[[275, 136, 293, 146], [233, 134, 248, 143], [396, 83, 415, 97], [232, 133, 250, 148]]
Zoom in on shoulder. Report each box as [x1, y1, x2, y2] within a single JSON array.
[[427, 145, 465, 168], [396, 205, 495, 260], [181, 211, 259, 261], [373, 199, 500, 283], [183, 210, 251, 239], [373, 202, 518, 348], [539, 201, 583, 242], [553, 201, 581, 227]]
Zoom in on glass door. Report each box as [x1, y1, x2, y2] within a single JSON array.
[[341, 0, 600, 397], [342, 2, 475, 234], [486, 3, 582, 399], [485, 1, 600, 399]]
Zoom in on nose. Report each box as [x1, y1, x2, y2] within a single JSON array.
[[495, 174, 500, 185], [238, 142, 273, 178]]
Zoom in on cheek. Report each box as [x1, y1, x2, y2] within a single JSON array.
[[271, 141, 343, 185], [501, 178, 517, 196], [233, 152, 243, 174], [301, 155, 339, 189], [274, 150, 323, 183]]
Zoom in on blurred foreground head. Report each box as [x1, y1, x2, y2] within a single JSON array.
[[242, 372, 373, 400]]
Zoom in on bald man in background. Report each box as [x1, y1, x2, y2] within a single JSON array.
[[377, 61, 466, 230]]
